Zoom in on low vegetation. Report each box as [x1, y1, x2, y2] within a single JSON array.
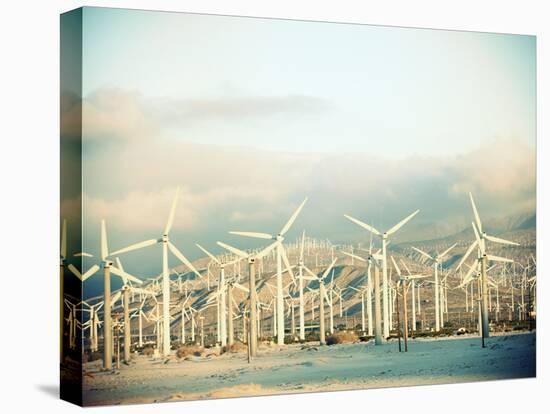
[[176, 345, 204, 359], [326, 331, 358, 345], [221, 342, 246, 354]]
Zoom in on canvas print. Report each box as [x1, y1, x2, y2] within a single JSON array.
[[60, 7, 536, 407]]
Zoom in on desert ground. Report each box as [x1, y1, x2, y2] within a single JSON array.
[[82, 331, 535, 406]]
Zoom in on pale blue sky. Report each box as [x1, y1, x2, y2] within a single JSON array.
[[81, 7, 535, 158]]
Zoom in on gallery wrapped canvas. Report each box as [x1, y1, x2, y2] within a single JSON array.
[[60, 7, 536, 407]]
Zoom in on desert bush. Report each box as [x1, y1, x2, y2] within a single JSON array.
[[221, 342, 246, 354], [142, 346, 154, 356], [176, 345, 204, 359], [284, 335, 297, 344], [305, 331, 320, 342], [326, 331, 358, 345], [85, 351, 102, 362]]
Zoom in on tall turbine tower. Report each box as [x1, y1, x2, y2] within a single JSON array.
[[456, 193, 518, 339], [411, 243, 456, 331], [217, 240, 279, 356], [110, 189, 202, 356], [229, 198, 308, 345], [344, 209, 419, 338]]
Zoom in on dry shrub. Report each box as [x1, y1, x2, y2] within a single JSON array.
[[221, 342, 246, 354], [176, 345, 204, 359], [84, 351, 102, 363], [326, 331, 358, 345], [142, 346, 154, 356]]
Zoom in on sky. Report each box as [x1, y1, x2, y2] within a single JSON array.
[[60, 7, 536, 291]]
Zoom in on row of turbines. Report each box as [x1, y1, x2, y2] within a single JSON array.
[[61, 191, 534, 370]]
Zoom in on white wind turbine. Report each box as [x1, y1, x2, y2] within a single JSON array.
[[411, 243, 457, 332], [110, 189, 202, 356], [229, 198, 308, 345], [68, 220, 140, 369], [196, 243, 242, 347], [456, 193, 519, 339], [348, 284, 369, 334], [391, 256, 428, 349], [344, 209, 419, 338], [342, 248, 384, 344], [302, 258, 338, 345], [217, 240, 283, 355]]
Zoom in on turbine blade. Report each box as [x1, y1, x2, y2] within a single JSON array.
[[168, 242, 202, 278], [387, 209, 420, 236], [60, 219, 67, 260], [342, 251, 367, 262], [229, 231, 273, 240], [469, 192, 483, 234], [411, 246, 434, 261], [110, 265, 143, 285], [280, 197, 308, 236], [100, 220, 109, 261], [233, 282, 249, 293], [485, 234, 520, 246], [456, 240, 478, 271], [400, 259, 412, 275], [81, 264, 100, 282], [115, 257, 124, 272], [390, 256, 401, 276], [439, 243, 457, 259], [217, 241, 248, 258], [487, 255, 514, 264], [255, 241, 279, 259], [164, 188, 180, 235], [471, 222, 483, 253], [344, 215, 381, 236], [110, 238, 158, 256], [74, 252, 93, 257], [321, 258, 338, 280], [110, 291, 121, 308], [371, 253, 384, 262], [281, 246, 296, 282], [67, 264, 83, 281], [303, 265, 319, 280], [196, 243, 221, 264]]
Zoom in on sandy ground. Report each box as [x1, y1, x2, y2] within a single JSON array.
[[82, 332, 536, 406]]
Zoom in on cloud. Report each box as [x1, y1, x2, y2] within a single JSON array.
[[73, 88, 329, 142], [72, 88, 535, 269]]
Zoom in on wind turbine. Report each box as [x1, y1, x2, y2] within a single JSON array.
[[113, 258, 143, 363], [342, 249, 384, 344], [348, 284, 369, 334], [196, 243, 242, 347], [110, 189, 202, 356], [217, 240, 279, 356], [456, 193, 518, 339], [296, 230, 308, 340], [228, 198, 308, 345], [344, 209, 419, 338], [391, 256, 428, 350], [411, 243, 456, 331], [68, 220, 140, 369], [302, 258, 338, 345]]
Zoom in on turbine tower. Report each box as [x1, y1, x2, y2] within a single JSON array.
[[196, 244, 241, 347], [302, 258, 338, 345], [229, 197, 308, 345], [411, 243, 456, 331], [110, 189, 202, 356], [344, 209, 419, 338], [217, 240, 278, 356], [456, 193, 518, 339]]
